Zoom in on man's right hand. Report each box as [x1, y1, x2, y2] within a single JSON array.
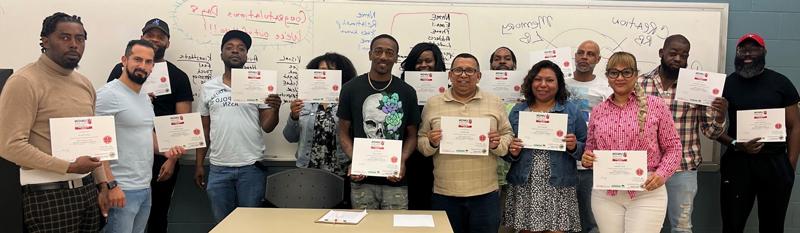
[[738, 137, 764, 154], [428, 129, 442, 147], [194, 166, 206, 189], [108, 186, 126, 208], [66, 156, 101, 174]]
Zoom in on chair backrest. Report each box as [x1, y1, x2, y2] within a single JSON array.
[[266, 168, 344, 208]]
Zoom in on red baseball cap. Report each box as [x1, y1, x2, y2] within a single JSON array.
[[737, 33, 766, 48]]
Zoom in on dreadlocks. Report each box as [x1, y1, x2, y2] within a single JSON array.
[[40, 12, 86, 53]]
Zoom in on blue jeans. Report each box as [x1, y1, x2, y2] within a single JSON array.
[[664, 170, 697, 233], [206, 164, 266, 223], [432, 191, 500, 233], [577, 169, 598, 233], [104, 188, 152, 233]]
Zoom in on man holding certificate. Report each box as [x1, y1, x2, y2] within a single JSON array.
[[104, 18, 195, 233], [639, 35, 727, 233], [580, 52, 681, 233], [714, 33, 800, 233], [418, 53, 513, 233], [337, 34, 420, 210], [96, 40, 186, 233], [195, 30, 282, 223], [0, 13, 108, 232], [503, 60, 587, 232]]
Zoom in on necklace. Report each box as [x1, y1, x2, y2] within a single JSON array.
[[367, 73, 392, 92]]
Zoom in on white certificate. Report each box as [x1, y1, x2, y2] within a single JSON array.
[[737, 108, 786, 142], [480, 70, 525, 103], [530, 47, 576, 78], [351, 138, 402, 177], [298, 69, 342, 103], [440, 116, 490, 156], [518, 112, 567, 151], [153, 113, 207, 152], [593, 150, 647, 191], [675, 68, 726, 106], [404, 71, 448, 105], [142, 62, 171, 96], [50, 116, 118, 162], [231, 69, 278, 104]]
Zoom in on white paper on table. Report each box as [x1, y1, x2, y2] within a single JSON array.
[[50, 116, 118, 162], [440, 116, 490, 156], [530, 47, 575, 78], [480, 70, 525, 104], [518, 112, 568, 151], [592, 150, 647, 191], [674, 68, 726, 106], [298, 69, 342, 103], [142, 62, 172, 96], [351, 138, 403, 177], [154, 113, 206, 152], [737, 108, 787, 142], [231, 69, 278, 104], [404, 71, 449, 105], [316, 209, 368, 224], [393, 214, 435, 227]]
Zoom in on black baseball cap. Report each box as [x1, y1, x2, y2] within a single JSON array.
[[142, 18, 170, 37], [221, 30, 252, 50]]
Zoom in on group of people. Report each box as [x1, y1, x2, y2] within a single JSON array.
[[0, 12, 796, 233]]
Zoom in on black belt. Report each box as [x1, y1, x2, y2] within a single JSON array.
[[22, 175, 94, 192]]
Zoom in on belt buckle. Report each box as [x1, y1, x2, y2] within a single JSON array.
[[69, 178, 84, 189]]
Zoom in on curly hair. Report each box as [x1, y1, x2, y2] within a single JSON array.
[[520, 60, 570, 106], [306, 52, 358, 85], [40, 12, 86, 53]]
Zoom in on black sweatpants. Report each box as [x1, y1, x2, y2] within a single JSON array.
[[720, 151, 795, 233]]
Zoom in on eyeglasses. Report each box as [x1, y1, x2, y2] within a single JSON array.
[[370, 48, 396, 57], [450, 68, 478, 76], [606, 68, 637, 79], [736, 47, 764, 56]]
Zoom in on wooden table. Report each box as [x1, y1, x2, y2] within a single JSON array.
[[211, 208, 453, 233]]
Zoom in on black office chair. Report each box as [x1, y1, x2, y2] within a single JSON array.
[[265, 168, 344, 209]]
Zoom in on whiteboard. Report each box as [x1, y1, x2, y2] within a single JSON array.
[[0, 0, 728, 162]]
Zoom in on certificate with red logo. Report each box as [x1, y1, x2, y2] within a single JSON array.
[[518, 112, 567, 151], [440, 116, 490, 156], [592, 150, 647, 191], [50, 116, 118, 161], [737, 108, 786, 142], [142, 62, 171, 96], [231, 69, 278, 104], [480, 70, 525, 104], [675, 68, 726, 106], [351, 138, 402, 177], [298, 69, 342, 103], [530, 47, 575, 79], [154, 113, 206, 152], [404, 71, 448, 105]]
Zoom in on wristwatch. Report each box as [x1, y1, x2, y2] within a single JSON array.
[[106, 180, 118, 190]]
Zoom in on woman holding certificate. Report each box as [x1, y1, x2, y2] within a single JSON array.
[[400, 42, 446, 210], [283, 53, 357, 206], [503, 60, 586, 232], [580, 52, 682, 233]]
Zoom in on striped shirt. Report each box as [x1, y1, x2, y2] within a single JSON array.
[[639, 68, 726, 171], [586, 92, 682, 197]]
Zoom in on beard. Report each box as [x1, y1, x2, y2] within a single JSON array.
[[734, 55, 766, 78], [660, 60, 681, 77], [224, 57, 245, 69], [575, 62, 594, 73], [126, 67, 149, 85], [154, 47, 166, 61]]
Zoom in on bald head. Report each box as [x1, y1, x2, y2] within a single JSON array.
[[575, 40, 600, 73]]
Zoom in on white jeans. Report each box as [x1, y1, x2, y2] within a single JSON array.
[[591, 186, 667, 233]]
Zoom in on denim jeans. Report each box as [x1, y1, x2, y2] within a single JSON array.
[[350, 182, 408, 210], [664, 170, 697, 233], [206, 164, 266, 223], [577, 169, 599, 233], [432, 191, 500, 233], [104, 188, 152, 233]]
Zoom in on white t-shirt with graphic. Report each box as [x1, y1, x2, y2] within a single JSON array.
[[565, 76, 613, 169]]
